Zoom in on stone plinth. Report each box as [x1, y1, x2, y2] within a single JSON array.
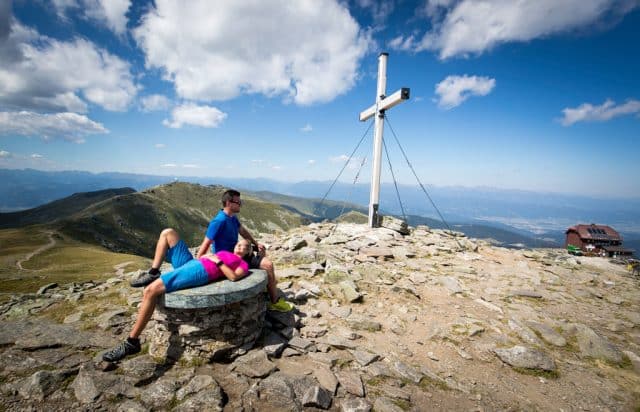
[[148, 269, 268, 362]]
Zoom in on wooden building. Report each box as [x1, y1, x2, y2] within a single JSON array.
[[565, 224, 634, 257]]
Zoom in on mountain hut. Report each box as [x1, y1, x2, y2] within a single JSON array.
[[565, 224, 634, 257]]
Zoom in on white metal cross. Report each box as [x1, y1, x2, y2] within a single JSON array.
[[359, 52, 410, 228]]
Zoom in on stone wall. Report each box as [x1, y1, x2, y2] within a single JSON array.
[[148, 293, 266, 362]]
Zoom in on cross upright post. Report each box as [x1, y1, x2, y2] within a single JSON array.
[[359, 52, 410, 228]]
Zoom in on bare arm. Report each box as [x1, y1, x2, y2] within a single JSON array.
[[196, 236, 212, 259], [211, 256, 247, 281], [224, 266, 248, 282], [239, 225, 265, 255]]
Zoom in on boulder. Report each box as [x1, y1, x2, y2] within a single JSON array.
[[493, 346, 556, 371], [340, 397, 373, 412], [380, 216, 410, 235], [302, 385, 332, 409], [231, 350, 278, 378], [335, 371, 364, 397], [573, 324, 622, 363]]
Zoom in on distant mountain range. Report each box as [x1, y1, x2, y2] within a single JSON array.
[[1, 168, 638, 253], [2, 182, 569, 254]]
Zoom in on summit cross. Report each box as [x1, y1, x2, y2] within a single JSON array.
[[359, 52, 410, 228]]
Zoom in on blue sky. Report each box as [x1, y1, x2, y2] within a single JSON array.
[[1, 0, 639, 198]]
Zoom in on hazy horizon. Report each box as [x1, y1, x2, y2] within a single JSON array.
[[2, 168, 640, 238], [4, 166, 640, 201]]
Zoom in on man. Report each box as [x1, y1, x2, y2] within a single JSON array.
[[131, 189, 292, 312], [195, 189, 292, 312], [106, 229, 251, 362]]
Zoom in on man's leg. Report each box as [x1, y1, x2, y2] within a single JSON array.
[[261, 257, 293, 312], [131, 228, 182, 288], [260, 257, 278, 303], [103, 278, 166, 362]]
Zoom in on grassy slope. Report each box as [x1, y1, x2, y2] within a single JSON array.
[[0, 226, 50, 276], [335, 210, 368, 224], [0, 226, 148, 298], [54, 182, 306, 257], [247, 190, 366, 221]]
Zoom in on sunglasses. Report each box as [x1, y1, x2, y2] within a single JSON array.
[[229, 199, 242, 206]]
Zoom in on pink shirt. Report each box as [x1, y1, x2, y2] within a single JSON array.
[[199, 251, 249, 281]]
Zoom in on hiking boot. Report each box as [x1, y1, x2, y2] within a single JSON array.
[[102, 339, 141, 362], [268, 297, 294, 312], [129, 271, 160, 288]]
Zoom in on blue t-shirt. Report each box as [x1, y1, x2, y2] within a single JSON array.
[[205, 209, 240, 253]]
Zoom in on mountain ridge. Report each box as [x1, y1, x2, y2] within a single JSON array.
[[0, 183, 307, 257], [0, 182, 567, 253], [2, 169, 638, 241]]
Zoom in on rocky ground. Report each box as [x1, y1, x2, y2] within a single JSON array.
[[1, 220, 639, 411]]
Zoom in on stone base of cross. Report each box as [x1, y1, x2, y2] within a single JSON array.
[[359, 53, 410, 228]]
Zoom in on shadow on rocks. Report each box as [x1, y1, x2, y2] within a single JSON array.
[[137, 323, 186, 386]]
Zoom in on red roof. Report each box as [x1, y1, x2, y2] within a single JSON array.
[[566, 224, 621, 241]]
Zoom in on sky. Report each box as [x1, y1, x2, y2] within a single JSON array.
[[1, 0, 639, 198]]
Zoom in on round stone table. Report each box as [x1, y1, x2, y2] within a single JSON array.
[[148, 269, 268, 362]]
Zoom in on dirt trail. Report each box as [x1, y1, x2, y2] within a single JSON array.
[[16, 231, 57, 270], [113, 261, 135, 277]]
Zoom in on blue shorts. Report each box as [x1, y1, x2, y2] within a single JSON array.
[[166, 240, 193, 268], [160, 240, 207, 293], [160, 259, 208, 293]]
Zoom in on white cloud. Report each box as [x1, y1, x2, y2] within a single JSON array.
[[394, 0, 639, 59], [330, 154, 351, 163], [0, 150, 11, 158], [85, 0, 130, 35], [162, 103, 227, 129], [0, 20, 138, 112], [389, 34, 419, 51], [560, 99, 640, 126], [355, 0, 395, 22], [300, 123, 313, 133], [329, 154, 363, 169], [0, 111, 108, 143], [160, 163, 200, 169], [53, 0, 131, 35], [133, 0, 372, 105], [250, 159, 283, 170], [154, 143, 166, 149], [33, 92, 88, 114], [308, 159, 316, 165], [434, 75, 495, 109], [141, 94, 171, 112], [421, 0, 457, 18], [31, 153, 43, 159], [51, 0, 78, 17]]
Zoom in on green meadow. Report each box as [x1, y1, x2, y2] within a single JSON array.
[[0, 227, 148, 300]]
